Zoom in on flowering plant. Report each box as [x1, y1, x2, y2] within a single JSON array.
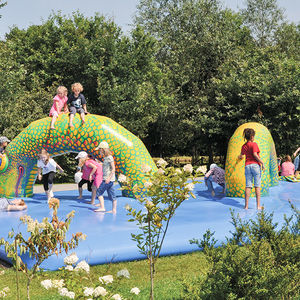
[[120, 159, 202, 299], [0, 198, 86, 300]]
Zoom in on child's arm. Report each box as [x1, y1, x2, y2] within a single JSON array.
[[37, 168, 42, 181], [54, 100, 61, 114], [55, 162, 64, 174], [238, 154, 244, 160], [63, 103, 69, 113], [253, 152, 265, 171], [83, 104, 89, 114], [294, 147, 300, 157], [87, 163, 98, 181]]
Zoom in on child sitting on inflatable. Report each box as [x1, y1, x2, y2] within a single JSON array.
[[204, 163, 225, 196], [0, 136, 10, 155], [0, 198, 27, 211]]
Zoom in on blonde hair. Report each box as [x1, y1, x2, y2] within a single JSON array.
[[102, 148, 112, 157], [78, 156, 89, 168], [284, 155, 292, 162], [57, 86, 68, 95], [71, 82, 83, 93], [39, 148, 50, 163]]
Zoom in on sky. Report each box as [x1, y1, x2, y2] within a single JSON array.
[[0, 0, 299, 39]]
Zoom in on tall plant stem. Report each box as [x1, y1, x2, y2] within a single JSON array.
[[14, 238, 20, 300]]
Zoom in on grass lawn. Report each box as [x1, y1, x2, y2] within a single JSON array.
[[0, 251, 210, 299]]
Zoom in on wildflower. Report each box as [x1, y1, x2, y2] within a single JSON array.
[[74, 260, 90, 273], [125, 204, 131, 211], [41, 279, 52, 290], [0, 290, 6, 297], [130, 287, 140, 295], [146, 201, 154, 210], [157, 168, 165, 175], [186, 183, 194, 191], [2, 288, 9, 293], [175, 168, 182, 175], [65, 265, 73, 271], [0, 270, 4, 275], [83, 287, 94, 297], [64, 252, 79, 265], [111, 294, 122, 300], [183, 164, 193, 173], [141, 164, 152, 173], [66, 291, 75, 299], [58, 288, 69, 297], [48, 197, 60, 209], [52, 279, 64, 289], [93, 286, 108, 297], [118, 174, 127, 183], [99, 275, 113, 284], [144, 181, 153, 189], [117, 269, 130, 279], [157, 158, 168, 168], [196, 165, 207, 174]]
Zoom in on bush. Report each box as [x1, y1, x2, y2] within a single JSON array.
[[182, 204, 300, 299]]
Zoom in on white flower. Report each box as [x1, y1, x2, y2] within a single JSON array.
[[0, 291, 6, 297], [2, 287, 9, 293], [117, 269, 130, 279], [111, 294, 122, 300], [59, 288, 69, 297], [157, 158, 168, 167], [144, 181, 153, 189], [141, 164, 152, 173], [175, 168, 182, 175], [83, 287, 94, 297], [65, 265, 73, 271], [118, 174, 127, 183], [196, 166, 207, 174], [125, 204, 131, 211], [130, 287, 140, 295], [93, 286, 108, 297], [64, 253, 79, 265], [183, 164, 193, 173], [186, 183, 194, 191], [0, 270, 4, 275], [66, 291, 75, 299], [52, 279, 64, 289], [99, 275, 113, 284], [74, 260, 90, 273], [157, 168, 165, 175], [41, 279, 52, 290]]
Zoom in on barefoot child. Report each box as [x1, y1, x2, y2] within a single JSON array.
[[49, 86, 69, 129], [37, 149, 64, 202], [94, 141, 117, 213], [67, 83, 88, 128], [75, 151, 102, 205], [204, 163, 225, 196], [238, 128, 264, 210], [0, 198, 27, 211]]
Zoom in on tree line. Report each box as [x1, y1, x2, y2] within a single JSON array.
[[0, 0, 299, 171]]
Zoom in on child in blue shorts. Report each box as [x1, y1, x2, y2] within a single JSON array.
[[94, 141, 117, 213]]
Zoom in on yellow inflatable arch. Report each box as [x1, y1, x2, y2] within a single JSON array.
[[225, 122, 278, 197]]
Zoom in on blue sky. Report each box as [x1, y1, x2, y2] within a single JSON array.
[[0, 0, 299, 39]]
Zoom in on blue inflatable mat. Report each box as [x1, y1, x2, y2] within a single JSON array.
[[0, 181, 299, 270]]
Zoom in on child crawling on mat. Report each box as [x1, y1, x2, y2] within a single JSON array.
[[0, 198, 27, 211]]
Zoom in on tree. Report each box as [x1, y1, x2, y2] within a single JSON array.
[[241, 0, 285, 47], [0, 0, 7, 19]]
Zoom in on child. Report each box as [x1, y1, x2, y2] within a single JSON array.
[[67, 83, 88, 128], [37, 148, 64, 202], [293, 147, 300, 178], [49, 86, 69, 130], [75, 151, 102, 205], [0, 198, 27, 211], [0, 136, 10, 155], [280, 155, 295, 176], [204, 163, 225, 196], [94, 141, 117, 213], [238, 128, 265, 210]]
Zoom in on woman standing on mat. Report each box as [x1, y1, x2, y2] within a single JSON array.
[[75, 151, 102, 205], [37, 148, 64, 202], [238, 128, 264, 210]]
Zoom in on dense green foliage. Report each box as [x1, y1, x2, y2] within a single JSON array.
[[184, 205, 300, 299], [0, 0, 299, 170]]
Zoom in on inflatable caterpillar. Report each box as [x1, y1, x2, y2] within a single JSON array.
[[0, 114, 157, 198], [225, 122, 278, 197]]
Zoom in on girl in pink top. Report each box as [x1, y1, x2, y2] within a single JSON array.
[[49, 86, 69, 129], [280, 155, 295, 176], [75, 151, 103, 205]]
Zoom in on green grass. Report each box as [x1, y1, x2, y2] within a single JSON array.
[[0, 251, 210, 299]]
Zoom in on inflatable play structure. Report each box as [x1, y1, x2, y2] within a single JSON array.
[[225, 122, 278, 197], [0, 114, 157, 198]]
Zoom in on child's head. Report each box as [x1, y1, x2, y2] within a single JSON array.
[[57, 86, 68, 97], [0, 136, 10, 147], [284, 155, 292, 162], [95, 141, 111, 156], [243, 128, 255, 141], [75, 151, 88, 167], [39, 148, 50, 162], [210, 163, 217, 170], [71, 83, 83, 95]]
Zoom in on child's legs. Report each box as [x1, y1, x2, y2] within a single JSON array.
[[205, 176, 214, 192], [47, 172, 55, 198], [43, 173, 50, 191], [95, 181, 107, 211], [80, 112, 85, 123], [106, 182, 117, 213], [69, 107, 76, 126], [252, 164, 262, 209], [254, 187, 261, 209], [91, 184, 97, 204], [244, 165, 254, 209], [50, 113, 58, 128]]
